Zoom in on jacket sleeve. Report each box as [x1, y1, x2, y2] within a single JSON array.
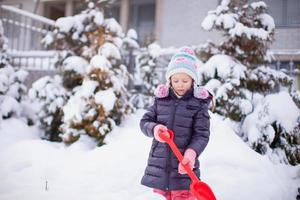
[[187, 100, 211, 156], [140, 99, 158, 138]]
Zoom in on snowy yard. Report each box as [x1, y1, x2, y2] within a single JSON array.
[[0, 110, 298, 200]]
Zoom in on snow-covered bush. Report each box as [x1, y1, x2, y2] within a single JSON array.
[[201, 55, 299, 165], [132, 43, 177, 108], [0, 20, 9, 68], [38, 0, 134, 145], [135, 43, 163, 94], [0, 20, 32, 124], [60, 55, 133, 145], [28, 76, 69, 141], [198, 0, 300, 165], [242, 92, 300, 165], [0, 66, 28, 118], [131, 43, 161, 108]]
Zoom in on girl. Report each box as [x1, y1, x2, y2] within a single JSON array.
[[140, 46, 212, 200]]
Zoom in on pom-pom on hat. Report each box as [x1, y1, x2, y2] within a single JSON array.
[[165, 46, 200, 84]]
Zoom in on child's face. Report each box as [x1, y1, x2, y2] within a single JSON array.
[[170, 73, 193, 96]]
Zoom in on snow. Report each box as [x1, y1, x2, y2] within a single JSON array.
[[105, 18, 123, 37], [55, 17, 74, 33], [200, 54, 247, 80], [148, 42, 163, 58], [220, 0, 230, 7], [215, 13, 237, 29], [203, 79, 222, 96], [0, 110, 299, 200], [42, 34, 54, 46], [63, 80, 98, 123], [215, 4, 229, 15], [88, 55, 112, 72], [99, 43, 121, 60], [251, 1, 267, 10], [63, 56, 88, 75], [127, 29, 138, 40], [229, 22, 269, 40], [258, 13, 275, 31], [30, 76, 51, 92], [0, 96, 21, 117], [88, 2, 95, 9], [14, 70, 28, 82], [123, 29, 139, 49], [243, 91, 300, 144], [93, 11, 104, 26], [201, 14, 217, 30], [95, 89, 117, 113], [239, 98, 253, 115]]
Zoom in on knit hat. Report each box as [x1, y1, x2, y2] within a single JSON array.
[[165, 46, 200, 84], [155, 46, 212, 100]]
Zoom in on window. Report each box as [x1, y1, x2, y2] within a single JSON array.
[[129, 0, 155, 46], [44, 1, 66, 20], [286, 0, 300, 26]]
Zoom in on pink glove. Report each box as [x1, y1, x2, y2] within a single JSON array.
[[178, 148, 197, 175], [153, 124, 169, 143]]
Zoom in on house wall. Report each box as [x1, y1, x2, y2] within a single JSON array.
[[2, 0, 300, 51], [156, 0, 222, 48], [272, 28, 300, 50], [156, 0, 300, 51]]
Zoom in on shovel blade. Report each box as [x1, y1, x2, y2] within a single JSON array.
[[190, 181, 217, 200]]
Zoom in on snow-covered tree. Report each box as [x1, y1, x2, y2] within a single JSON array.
[[28, 76, 69, 141], [198, 0, 300, 165], [132, 43, 178, 108], [121, 29, 139, 57], [0, 20, 32, 124], [0, 20, 9, 68], [200, 0, 275, 66], [60, 55, 133, 144], [201, 55, 299, 165], [130, 42, 161, 108], [242, 91, 300, 166], [36, 0, 134, 145], [136, 43, 163, 94]]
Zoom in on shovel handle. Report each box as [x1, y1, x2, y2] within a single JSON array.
[[159, 129, 200, 183]]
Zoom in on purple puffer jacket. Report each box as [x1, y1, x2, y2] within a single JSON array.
[[140, 88, 211, 191]]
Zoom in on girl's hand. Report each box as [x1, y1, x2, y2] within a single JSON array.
[[153, 124, 169, 143], [178, 148, 197, 174]]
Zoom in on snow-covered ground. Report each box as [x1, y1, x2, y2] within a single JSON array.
[[0, 110, 299, 200]]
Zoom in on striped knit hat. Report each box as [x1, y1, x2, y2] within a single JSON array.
[[165, 46, 200, 84]]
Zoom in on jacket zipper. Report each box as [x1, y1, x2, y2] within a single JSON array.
[[166, 99, 179, 190]]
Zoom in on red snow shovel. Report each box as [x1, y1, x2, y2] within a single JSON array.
[[159, 129, 217, 200]]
